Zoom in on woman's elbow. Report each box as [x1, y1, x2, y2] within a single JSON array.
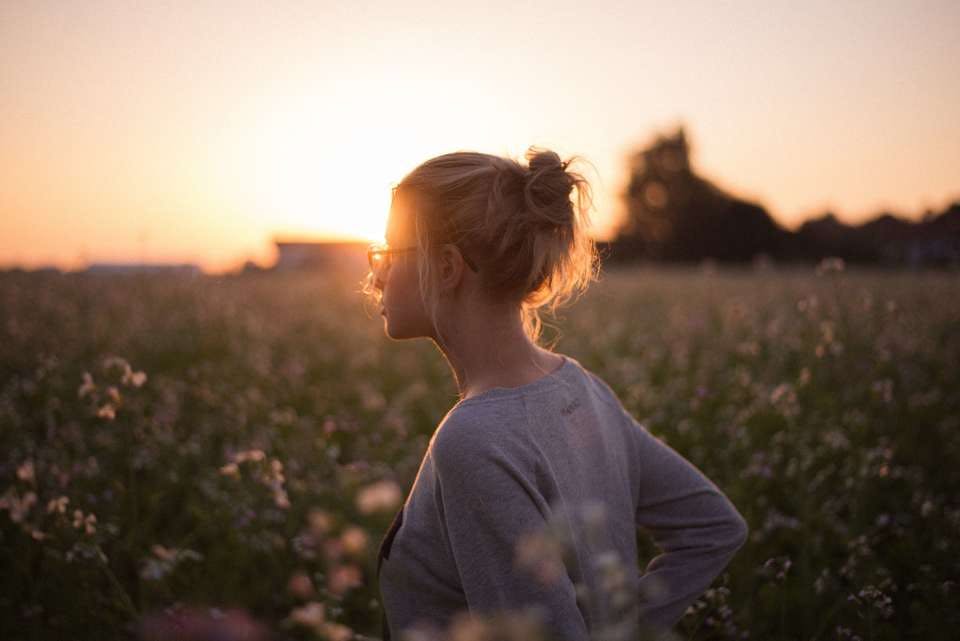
[[726, 509, 749, 551]]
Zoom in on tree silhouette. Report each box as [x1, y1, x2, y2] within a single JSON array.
[[616, 126, 791, 263]]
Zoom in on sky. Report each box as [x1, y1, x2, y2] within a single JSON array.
[[2, 0, 958, 272]]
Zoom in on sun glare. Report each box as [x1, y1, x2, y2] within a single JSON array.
[[251, 123, 394, 243], [237, 60, 530, 248], [245, 82, 466, 245]]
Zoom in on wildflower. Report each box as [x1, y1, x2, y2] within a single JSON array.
[[273, 489, 291, 510], [16, 460, 35, 484], [102, 355, 147, 388], [78, 372, 96, 398], [47, 496, 70, 514], [760, 556, 792, 583], [355, 479, 402, 514], [103, 355, 131, 372], [309, 509, 334, 536], [152, 544, 177, 561], [269, 407, 297, 426], [124, 369, 147, 387], [288, 602, 326, 631], [834, 625, 860, 640], [769, 382, 796, 405], [594, 550, 629, 601], [322, 418, 338, 435], [97, 404, 116, 420], [233, 449, 266, 464], [1, 489, 37, 523], [269, 458, 284, 477], [219, 462, 240, 479], [340, 526, 369, 556], [327, 563, 363, 596], [848, 584, 894, 619], [742, 451, 774, 479], [446, 612, 488, 641], [514, 531, 567, 586], [761, 510, 801, 534], [287, 570, 315, 599], [322, 538, 344, 564], [324, 622, 354, 641], [814, 567, 831, 595], [141, 546, 203, 581], [823, 430, 850, 450]]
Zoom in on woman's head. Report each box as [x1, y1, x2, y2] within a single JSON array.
[[364, 146, 600, 348]]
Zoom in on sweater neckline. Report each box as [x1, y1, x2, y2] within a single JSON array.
[[451, 353, 577, 408]]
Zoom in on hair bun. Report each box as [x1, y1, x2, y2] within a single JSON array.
[[526, 147, 568, 175], [522, 147, 576, 228]]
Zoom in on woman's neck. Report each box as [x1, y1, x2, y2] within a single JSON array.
[[437, 312, 563, 401]]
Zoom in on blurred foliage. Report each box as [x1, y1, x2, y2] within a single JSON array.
[[1, 261, 958, 640], [610, 127, 960, 267]]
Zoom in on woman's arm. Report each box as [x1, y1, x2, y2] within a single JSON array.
[[630, 421, 749, 632]]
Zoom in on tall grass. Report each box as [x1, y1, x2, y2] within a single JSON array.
[[1, 262, 957, 640]]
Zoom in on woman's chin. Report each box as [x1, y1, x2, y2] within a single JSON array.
[[382, 317, 424, 341], [381, 315, 403, 340]]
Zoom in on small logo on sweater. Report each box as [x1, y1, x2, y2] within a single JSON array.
[[560, 398, 581, 416]]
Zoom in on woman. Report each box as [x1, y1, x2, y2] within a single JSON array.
[[364, 148, 748, 641]]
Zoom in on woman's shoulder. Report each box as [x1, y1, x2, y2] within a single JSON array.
[[433, 400, 514, 448], [570, 361, 631, 413], [429, 395, 541, 471]]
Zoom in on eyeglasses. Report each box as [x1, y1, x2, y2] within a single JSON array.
[[367, 244, 416, 273], [367, 242, 479, 274]]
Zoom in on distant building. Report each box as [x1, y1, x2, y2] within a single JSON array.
[[273, 238, 368, 271], [84, 262, 202, 276]]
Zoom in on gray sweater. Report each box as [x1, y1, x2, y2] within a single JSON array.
[[376, 353, 748, 641]]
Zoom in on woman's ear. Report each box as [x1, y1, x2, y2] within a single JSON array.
[[437, 244, 467, 292]]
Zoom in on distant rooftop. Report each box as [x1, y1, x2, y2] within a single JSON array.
[[271, 237, 368, 271], [84, 262, 202, 276]]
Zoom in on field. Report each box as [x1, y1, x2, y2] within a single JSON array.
[[1, 263, 958, 641]]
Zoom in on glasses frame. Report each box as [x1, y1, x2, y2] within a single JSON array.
[[368, 242, 479, 274]]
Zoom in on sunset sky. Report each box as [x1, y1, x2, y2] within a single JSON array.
[[2, 1, 958, 272]]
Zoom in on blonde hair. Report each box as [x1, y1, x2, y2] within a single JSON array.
[[363, 147, 600, 348]]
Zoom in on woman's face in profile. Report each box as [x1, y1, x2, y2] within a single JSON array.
[[379, 209, 429, 340]]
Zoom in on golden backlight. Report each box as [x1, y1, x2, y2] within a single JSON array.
[[242, 85, 467, 245], [1, 3, 957, 272]]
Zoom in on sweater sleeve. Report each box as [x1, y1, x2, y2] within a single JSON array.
[[430, 422, 590, 641], [630, 421, 749, 633]]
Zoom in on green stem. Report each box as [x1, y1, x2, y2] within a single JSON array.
[[97, 544, 140, 621]]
